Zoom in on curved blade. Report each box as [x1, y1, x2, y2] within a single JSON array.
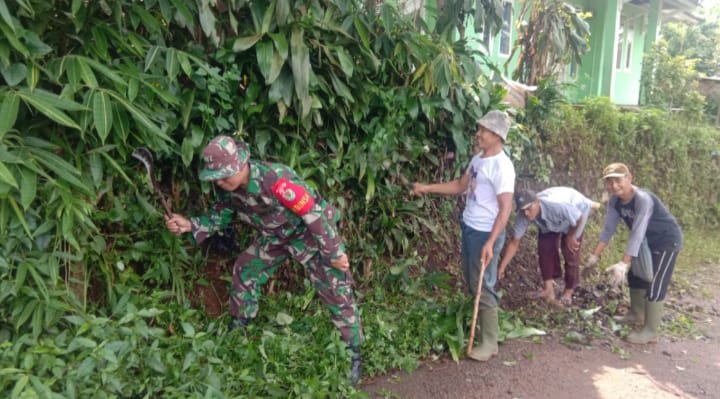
[[132, 147, 172, 217], [132, 147, 156, 185]]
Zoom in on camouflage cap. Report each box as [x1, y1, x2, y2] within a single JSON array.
[[199, 135, 250, 181], [477, 110, 511, 141]]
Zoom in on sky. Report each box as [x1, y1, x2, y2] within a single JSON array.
[[702, 0, 720, 10], [699, 0, 720, 20]]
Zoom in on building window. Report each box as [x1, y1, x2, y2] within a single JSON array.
[[499, 1, 512, 56], [483, 23, 494, 53], [559, 60, 578, 82], [615, 26, 624, 70], [568, 60, 578, 79], [625, 28, 634, 70]]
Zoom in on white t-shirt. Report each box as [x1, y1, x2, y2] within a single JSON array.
[[461, 151, 516, 231]]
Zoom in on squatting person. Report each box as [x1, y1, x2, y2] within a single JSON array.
[[411, 110, 515, 362], [165, 135, 364, 384]]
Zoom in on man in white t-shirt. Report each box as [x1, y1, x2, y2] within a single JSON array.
[[412, 110, 516, 362]]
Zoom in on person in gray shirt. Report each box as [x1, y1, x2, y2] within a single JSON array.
[[585, 163, 683, 344], [499, 187, 598, 306]]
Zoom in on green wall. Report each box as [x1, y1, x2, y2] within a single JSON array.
[[565, 0, 603, 102], [612, 5, 648, 105], [463, 0, 522, 78], [568, 0, 621, 101]]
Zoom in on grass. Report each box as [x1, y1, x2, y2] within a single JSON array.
[[660, 227, 720, 338], [669, 227, 720, 298], [674, 227, 720, 272]]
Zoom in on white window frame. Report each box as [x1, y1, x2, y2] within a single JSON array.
[[499, 1, 513, 57], [483, 22, 494, 54], [625, 26, 634, 71], [615, 25, 624, 70]]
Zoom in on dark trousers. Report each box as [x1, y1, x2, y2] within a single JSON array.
[[628, 248, 679, 302], [537, 232, 582, 291]]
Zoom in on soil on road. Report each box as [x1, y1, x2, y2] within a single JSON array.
[[361, 263, 720, 399]]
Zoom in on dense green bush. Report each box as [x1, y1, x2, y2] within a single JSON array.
[[0, 0, 503, 396], [0, 0, 497, 333]]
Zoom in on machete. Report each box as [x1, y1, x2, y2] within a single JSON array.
[[132, 147, 173, 218]]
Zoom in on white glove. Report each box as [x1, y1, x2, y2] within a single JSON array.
[[606, 261, 628, 289], [585, 254, 599, 268]]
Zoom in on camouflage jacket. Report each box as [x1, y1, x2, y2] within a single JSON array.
[[190, 160, 345, 260]]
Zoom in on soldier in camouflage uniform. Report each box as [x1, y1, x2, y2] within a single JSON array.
[[165, 135, 364, 385]]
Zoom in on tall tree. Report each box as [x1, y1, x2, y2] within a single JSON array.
[[506, 0, 590, 85], [661, 20, 720, 77], [433, 0, 504, 40], [640, 40, 705, 118]]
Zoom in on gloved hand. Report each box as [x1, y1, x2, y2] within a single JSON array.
[[585, 254, 599, 268], [606, 261, 628, 289], [581, 254, 600, 280]]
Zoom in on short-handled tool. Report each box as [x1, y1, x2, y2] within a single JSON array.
[[132, 147, 173, 218], [467, 259, 487, 355]]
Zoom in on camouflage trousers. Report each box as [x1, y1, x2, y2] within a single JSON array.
[[230, 232, 364, 347]]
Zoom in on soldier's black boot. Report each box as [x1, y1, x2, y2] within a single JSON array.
[[349, 346, 362, 386], [228, 317, 250, 332]]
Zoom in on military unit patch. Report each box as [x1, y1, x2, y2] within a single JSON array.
[[272, 178, 314, 216], [282, 189, 296, 202]]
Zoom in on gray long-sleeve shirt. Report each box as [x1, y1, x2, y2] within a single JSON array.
[[513, 187, 595, 239], [599, 186, 683, 255]]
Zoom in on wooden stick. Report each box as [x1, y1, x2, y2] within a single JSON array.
[[467, 259, 487, 356]]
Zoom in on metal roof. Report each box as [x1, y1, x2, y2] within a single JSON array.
[[628, 0, 702, 23]]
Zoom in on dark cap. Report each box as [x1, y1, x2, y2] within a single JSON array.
[[515, 189, 537, 210]]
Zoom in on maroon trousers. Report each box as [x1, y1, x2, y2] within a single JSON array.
[[537, 232, 583, 290]]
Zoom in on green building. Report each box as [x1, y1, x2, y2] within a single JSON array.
[[421, 0, 701, 105]]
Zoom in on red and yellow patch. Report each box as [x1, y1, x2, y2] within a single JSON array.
[[272, 178, 314, 216]]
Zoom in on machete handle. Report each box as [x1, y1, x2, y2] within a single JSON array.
[[398, 174, 416, 190]]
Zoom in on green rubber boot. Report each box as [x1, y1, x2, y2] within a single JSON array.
[[468, 307, 499, 362], [626, 300, 663, 344], [614, 288, 646, 325]]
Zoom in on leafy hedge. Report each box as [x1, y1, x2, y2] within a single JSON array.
[[536, 97, 720, 227]]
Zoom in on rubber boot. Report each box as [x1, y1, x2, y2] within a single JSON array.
[[626, 301, 663, 344], [613, 288, 646, 325], [468, 307, 499, 362], [349, 346, 362, 386]]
